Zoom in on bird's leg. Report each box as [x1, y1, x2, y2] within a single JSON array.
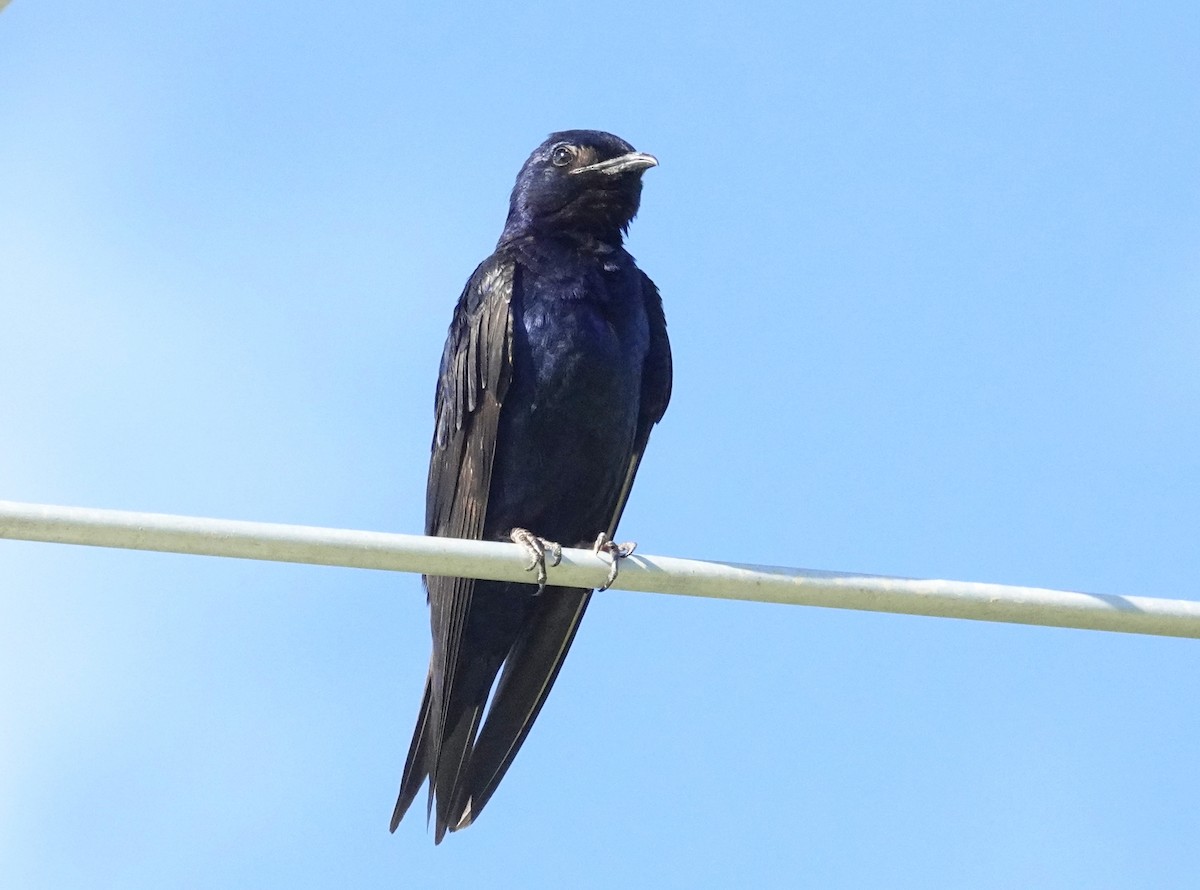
[[593, 532, 637, 592], [509, 528, 563, 594]]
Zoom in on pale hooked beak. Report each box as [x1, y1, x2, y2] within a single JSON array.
[[570, 151, 658, 176]]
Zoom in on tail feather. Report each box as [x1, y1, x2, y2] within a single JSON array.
[[451, 586, 591, 830], [392, 653, 501, 842], [392, 586, 591, 839], [431, 698, 485, 843]]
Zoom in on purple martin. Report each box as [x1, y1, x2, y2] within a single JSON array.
[[391, 130, 672, 842]]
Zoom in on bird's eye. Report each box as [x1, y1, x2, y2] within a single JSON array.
[[550, 145, 574, 167]]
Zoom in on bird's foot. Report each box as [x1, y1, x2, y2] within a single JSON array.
[[509, 528, 562, 594], [593, 533, 637, 592]]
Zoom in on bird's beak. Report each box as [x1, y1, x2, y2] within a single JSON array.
[[570, 151, 659, 176]]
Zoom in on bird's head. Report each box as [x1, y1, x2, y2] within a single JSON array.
[[500, 130, 657, 244]]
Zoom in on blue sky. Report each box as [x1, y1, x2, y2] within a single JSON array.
[[2, 1, 1198, 886]]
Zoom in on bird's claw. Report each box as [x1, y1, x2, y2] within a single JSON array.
[[510, 528, 562, 593], [593, 533, 636, 591]]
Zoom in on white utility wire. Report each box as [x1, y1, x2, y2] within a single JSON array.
[[1, 499, 1197, 639]]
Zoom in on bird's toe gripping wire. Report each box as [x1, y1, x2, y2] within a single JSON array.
[[509, 528, 563, 593], [593, 533, 637, 591]]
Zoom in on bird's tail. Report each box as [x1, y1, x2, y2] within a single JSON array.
[[450, 586, 591, 831], [391, 586, 591, 840], [390, 655, 497, 843]]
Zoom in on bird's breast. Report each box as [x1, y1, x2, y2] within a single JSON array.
[[519, 269, 647, 426], [486, 260, 649, 542]]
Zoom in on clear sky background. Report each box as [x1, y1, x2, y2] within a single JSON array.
[[2, 2, 1198, 887]]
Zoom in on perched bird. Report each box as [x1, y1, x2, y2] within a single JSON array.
[[391, 130, 672, 842]]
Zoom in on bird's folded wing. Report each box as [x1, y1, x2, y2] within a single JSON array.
[[394, 256, 516, 831]]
